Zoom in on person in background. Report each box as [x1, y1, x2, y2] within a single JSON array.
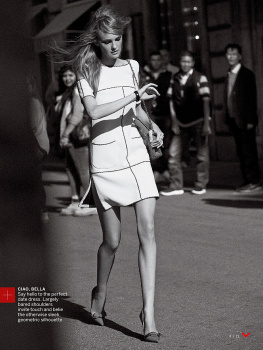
[[56, 65, 97, 216], [45, 72, 63, 158], [160, 50, 211, 196], [27, 73, 50, 223], [143, 50, 173, 182], [224, 43, 261, 193], [160, 48, 179, 76]]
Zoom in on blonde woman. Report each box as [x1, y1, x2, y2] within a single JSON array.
[[62, 5, 163, 342]]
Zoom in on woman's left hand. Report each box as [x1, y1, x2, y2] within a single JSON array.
[[139, 83, 160, 101], [149, 124, 164, 149]]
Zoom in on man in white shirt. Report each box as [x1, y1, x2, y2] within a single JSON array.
[[160, 50, 211, 196]]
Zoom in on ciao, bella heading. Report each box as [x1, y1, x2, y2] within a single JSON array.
[[18, 287, 45, 292]]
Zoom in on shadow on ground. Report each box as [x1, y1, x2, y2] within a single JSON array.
[[57, 297, 142, 341], [203, 197, 263, 209]]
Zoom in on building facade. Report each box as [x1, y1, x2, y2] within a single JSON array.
[[28, 0, 263, 161]]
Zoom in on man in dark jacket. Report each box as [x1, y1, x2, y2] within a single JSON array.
[[224, 43, 261, 192], [160, 50, 211, 196]]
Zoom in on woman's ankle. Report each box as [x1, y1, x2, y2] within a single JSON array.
[[142, 309, 157, 333], [91, 287, 106, 313]]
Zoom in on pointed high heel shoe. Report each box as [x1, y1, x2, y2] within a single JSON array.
[[144, 332, 161, 343], [91, 286, 106, 326], [139, 310, 161, 343]]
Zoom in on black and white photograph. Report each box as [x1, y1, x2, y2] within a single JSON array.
[[1, 1, 263, 349]]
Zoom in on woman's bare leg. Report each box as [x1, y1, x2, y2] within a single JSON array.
[[134, 198, 158, 335], [91, 184, 121, 315]]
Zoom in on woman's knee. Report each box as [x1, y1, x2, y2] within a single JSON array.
[[138, 221, 155, 242], [104, 237, 121, 254]]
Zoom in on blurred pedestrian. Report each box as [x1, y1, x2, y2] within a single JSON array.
[[143, 50, 173, 182], [160, 50, 211, 196], [160, 48, 179, 75], [45, 74, 61, 157], [224, 43, 261, 193], [60, 5, 163, 342], [27, 73, 50, 222], [56, 65, 97, 216]]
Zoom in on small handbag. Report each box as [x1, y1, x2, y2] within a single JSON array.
[[127, 60, 162, 161], [133, 114, 162, 161]]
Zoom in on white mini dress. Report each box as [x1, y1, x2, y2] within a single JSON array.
[[77, 59, 159, 210]]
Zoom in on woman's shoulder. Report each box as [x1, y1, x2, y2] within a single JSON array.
[[115, 58, 138, 68], [126, 59, 140, 75], [76, 74, 94, 98], [114, 58, 127, 66], [76, 70, 88, 81], [126, 59, 139, 67]]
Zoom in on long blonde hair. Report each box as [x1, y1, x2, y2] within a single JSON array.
[[63, 5, 131, 95]]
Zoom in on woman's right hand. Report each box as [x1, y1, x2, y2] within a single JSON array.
[[139, 83, 160, 101], [60, 136, 72, 149]]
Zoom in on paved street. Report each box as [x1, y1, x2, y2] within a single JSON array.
[[42, 160, 263, 350]]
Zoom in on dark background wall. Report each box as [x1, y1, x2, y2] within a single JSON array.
[[28, 0, 263, 161]]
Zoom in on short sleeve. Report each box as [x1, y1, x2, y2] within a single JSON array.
[[77, 78, 94, 99], [199, 75, 210, 98], [128, 59, 139, 88]]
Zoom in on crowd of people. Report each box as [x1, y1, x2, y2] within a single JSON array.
[[31, 4, 261, 343], [139, 43, 261, 196]]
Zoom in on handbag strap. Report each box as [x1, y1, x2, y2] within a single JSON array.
[[127, 60, 154, 131]]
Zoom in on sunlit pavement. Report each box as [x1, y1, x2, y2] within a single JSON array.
[[42, 159, 263, 350]]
